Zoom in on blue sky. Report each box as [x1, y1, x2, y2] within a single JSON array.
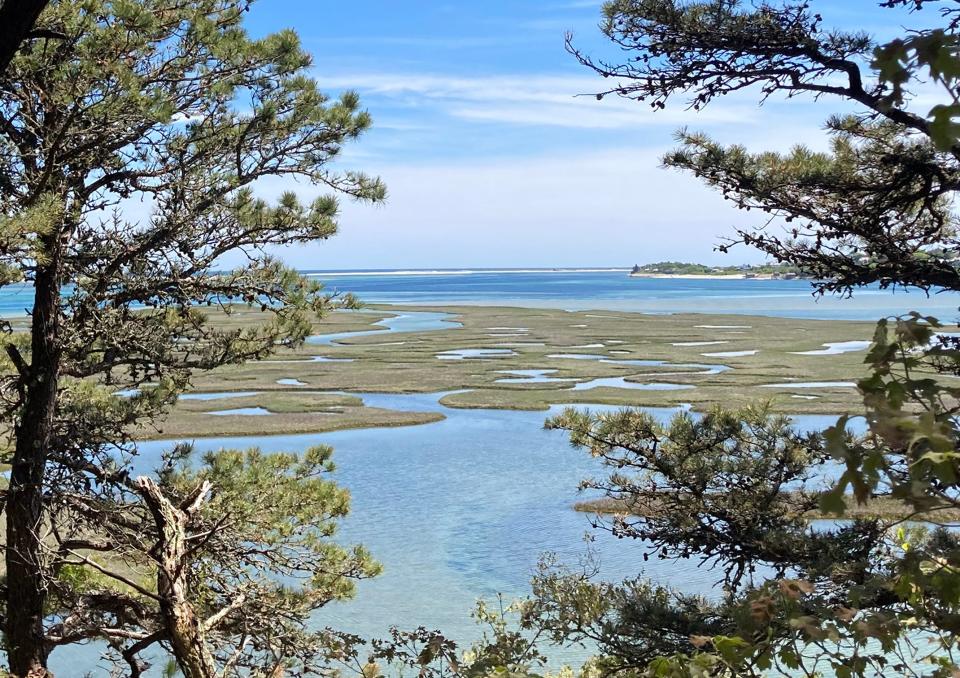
[[240, 1, 931, 270]]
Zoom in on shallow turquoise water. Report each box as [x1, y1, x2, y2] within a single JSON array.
[[48, 389, 861, 675], [303, 269, 960, 321], [33, 275, 894, 673], [307, 310, 462, 345], [5, 270, 960, 321]]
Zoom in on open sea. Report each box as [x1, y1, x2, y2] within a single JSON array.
[[3, 268, 959, 321], [27, 269, 951, 674], [304, 268, 960, 321]]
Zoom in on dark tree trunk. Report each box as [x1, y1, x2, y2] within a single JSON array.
[[6, 257, 61, 678], [0, 0, 51, 75]]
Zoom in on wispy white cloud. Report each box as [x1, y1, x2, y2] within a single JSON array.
[[517, 16, 594, 32], [315, 71, 765, 130], [448, 101, 757, 129]]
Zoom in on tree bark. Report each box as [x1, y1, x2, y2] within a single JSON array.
[[136, 476, 218, 678], [0, 0, 51, 75], [0, 0, 51, 74], [5, 257, 61, 677]]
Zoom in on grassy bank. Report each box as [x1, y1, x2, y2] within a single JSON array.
[[38, 302, 955, 440]]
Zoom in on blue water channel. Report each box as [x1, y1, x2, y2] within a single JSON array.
[[48, 308, 866, 674]]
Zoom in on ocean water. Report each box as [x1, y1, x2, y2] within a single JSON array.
[[2, 271, 911, 673], [303, 269, 960, 321], [5, 269, 960, 321], [49, 391, 852, 675], [44, 303, 869, 675]]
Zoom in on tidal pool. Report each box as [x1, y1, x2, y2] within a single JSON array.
[[208, 407, 272, 416], [116, 389, 258, 401], [791, 340, 871, 356], [179, 391, 258, 401], [495, 369, 574, 384], [437, 348, 518, 360], [308, 311, 461, 346], [547, 353, 730, 376], [701, 349, 758, 358], [571, 377, 695, 391]]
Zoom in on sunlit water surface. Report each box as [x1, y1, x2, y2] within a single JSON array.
[[38, 273, 908, 674]]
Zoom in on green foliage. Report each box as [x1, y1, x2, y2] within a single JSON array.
[[164, 445, 380, 673], [547, 405, 833, 588], [44, 444, 379, 676], [871, 1, 960, 150], [374, 1, 960, 675], [570, 0, 960, 296], [663, 117, 960, 295], [0, 0, 384, 673]]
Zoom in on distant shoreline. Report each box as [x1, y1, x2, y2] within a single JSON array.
[[304, 268, 631, 277], [628, 272, 792, 280]]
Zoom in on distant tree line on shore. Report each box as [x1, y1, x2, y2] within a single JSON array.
[[629, 261, 806, 277]]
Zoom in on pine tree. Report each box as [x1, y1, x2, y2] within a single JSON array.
[[0, 1, 384, 675]]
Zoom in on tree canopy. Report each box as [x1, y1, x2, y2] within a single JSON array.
[[568, 0, 960, 297], [0, 0, 384, 675], [528, 1, 960, 674]]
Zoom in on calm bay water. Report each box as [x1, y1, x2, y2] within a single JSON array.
[[35, 270, 901, 674], [5, 268, 960, 320], [304, 269, 960, 321], [50, 391, 849, 675]]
